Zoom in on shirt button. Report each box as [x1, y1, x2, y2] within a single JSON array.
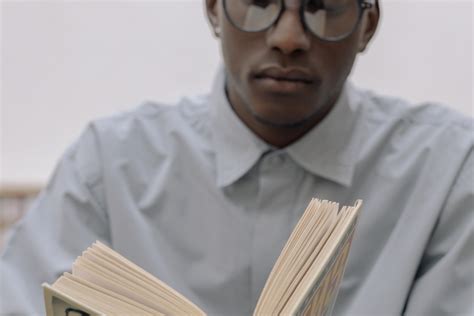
[[269, 154, 285, 165]]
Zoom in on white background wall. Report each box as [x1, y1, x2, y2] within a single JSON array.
[[1, 0, 473, 185]]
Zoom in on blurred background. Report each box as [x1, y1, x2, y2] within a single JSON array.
[[0, 0, 473, 245]]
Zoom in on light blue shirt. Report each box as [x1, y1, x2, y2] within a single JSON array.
[[1, 69, 473, 315]]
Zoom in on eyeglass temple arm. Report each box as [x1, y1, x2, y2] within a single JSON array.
[[362, 0, 376, 8]]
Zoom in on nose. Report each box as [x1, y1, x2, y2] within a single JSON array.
[[266, 9, 311, 55]]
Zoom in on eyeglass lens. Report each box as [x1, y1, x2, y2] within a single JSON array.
[[224, 0, 361, 40]]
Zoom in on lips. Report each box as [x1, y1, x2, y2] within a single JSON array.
[[255, 67, 314, 84], [253, 66, 316, 94]]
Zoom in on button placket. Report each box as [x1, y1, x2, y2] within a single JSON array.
[[249, 151, 296, 305]]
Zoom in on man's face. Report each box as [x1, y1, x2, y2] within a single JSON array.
[[207, 0, 378, 129]]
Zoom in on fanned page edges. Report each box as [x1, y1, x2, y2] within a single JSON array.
[[45, 241, 206, 316], [289, 204, 360, 316], [43, 198, 362, 316], [92, 241, 203, 313], [254, 199, 362, 316]]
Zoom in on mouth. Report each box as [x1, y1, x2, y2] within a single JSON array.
[[253, 66, 316, 94]]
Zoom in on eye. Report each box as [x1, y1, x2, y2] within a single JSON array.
[[325, 6, 346, 16], [321, 0, 351, 16], [305, 0, 324, 13], [249, 0, 273, 8]]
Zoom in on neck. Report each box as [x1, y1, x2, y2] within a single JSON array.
[[226, 90, 336, 148]]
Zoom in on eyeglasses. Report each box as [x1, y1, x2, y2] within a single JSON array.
[[223, 0, 375, 42]]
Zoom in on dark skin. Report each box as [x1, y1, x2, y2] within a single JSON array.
[[206, 0, 380, 147]]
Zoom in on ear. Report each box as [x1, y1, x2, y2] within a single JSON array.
[[358, 2, 380, 52], [205, 0, 221, 38]]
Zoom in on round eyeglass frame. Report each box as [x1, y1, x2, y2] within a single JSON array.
[[222, 0, 374, 42]]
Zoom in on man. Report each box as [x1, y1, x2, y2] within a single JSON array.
[[1, 0, 472, 315]]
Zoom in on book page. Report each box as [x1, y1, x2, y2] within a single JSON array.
[[92, 241, 204, 315], [255, 200, 333, 314], [285, 200, 361, 315], [296, 226, 355, 316]]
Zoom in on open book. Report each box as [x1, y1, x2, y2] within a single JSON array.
[[43, 198, 362, 316]]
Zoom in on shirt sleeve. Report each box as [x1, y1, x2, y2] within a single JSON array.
[[0, 125, 111, 315], [404, 147, 474, 315]]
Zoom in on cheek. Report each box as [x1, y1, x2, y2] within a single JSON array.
[[220, 27, 244, 76], [219, 8, 265, 79], [318, 40, 359, 87], [220, 29, 262, 89]]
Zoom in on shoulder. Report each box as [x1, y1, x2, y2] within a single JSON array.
[[350, 85, 473, 186], [358, 87, 471, 129], [354, 86, 473, 150], [64, 96, 212, 183], [71, 95, 213, 159], [89, 96, 211, 142]]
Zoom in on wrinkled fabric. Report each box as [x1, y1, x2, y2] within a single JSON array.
[[1, 69, 473, 316]]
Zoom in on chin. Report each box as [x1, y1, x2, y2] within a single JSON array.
[[249, 106, 321, 129]]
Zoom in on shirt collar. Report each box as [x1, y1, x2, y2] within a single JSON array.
[[210, 67, 270, 187], [210, 67, 363, 187], [286, 81, 363, 187]]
